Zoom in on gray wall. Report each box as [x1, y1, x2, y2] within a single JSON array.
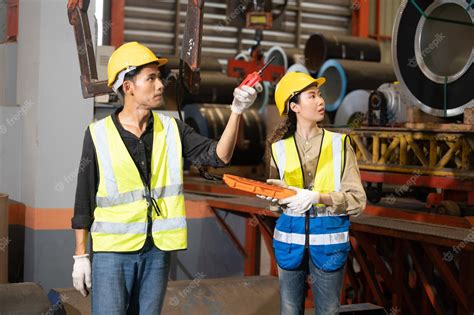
[[11, 0, 95, 291], [0, 0, 7, 42]]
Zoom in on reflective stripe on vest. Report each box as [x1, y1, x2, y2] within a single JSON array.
[[274, 229, 349, 246], [331, 133, 343, 193], [94, 185, 184, 208], [273, 140, 286, 181], [89, 112, 186, 252], [93, 118, 120, 199], [91, 217, 186, 234]]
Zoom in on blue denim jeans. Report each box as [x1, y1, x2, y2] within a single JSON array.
[[278, 256, 345, 315], [92, 241, 170, 315]]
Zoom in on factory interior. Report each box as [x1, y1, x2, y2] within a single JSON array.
[[0, 0, 473, 314]]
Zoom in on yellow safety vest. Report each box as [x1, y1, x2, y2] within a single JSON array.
[[89, 112, 186, 252], [271, 129, 346, 196]]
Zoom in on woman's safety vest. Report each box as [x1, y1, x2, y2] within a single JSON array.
[[271, 129, 350, 271], [89, 112, 186, 252]]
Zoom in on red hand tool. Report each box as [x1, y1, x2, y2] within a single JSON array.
[[238, 56, 276, 89]]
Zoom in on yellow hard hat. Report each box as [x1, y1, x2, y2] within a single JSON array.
[[274, 72, 326, 116], [107, 42, 168, 87]]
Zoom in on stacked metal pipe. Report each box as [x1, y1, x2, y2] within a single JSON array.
[[305, 33, 382, 73], [162, 57, 270, 112], [183, 104, 266, 165], [303, 33, 395, 116], [317, 59, 396, 113]]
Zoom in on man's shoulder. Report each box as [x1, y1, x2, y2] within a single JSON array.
[[88, 115, 112, 128]]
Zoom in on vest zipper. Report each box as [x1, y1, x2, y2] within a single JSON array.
[[145, 186, 153, 238]]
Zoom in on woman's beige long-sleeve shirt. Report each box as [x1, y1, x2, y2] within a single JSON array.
[[269, 130, 367, 216]]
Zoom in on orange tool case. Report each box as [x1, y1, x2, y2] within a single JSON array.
[[223, 174, 296, 199]]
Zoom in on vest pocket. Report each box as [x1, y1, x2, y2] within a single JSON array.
[[311, 242, 350, 271], [273, 215, 305, 270], [273, 216, 292, 253]]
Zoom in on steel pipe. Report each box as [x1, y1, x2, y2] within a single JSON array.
[[163, 71, 269, 111], [264, 46, 305, 71], [164, 56, 223, 72], [317, 59, 396, 112], [334, 90, 371, 127], [305, 33, 381, 72]]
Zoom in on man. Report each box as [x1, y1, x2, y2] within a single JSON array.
[[71, 42, 257, 314]]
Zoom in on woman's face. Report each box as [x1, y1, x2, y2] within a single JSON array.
[[289, 85, 325, 123]]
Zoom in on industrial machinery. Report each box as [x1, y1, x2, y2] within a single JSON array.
[[344, 0, 474, 217], [225, 1, 287, 86]]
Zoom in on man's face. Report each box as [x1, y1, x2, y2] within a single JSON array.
[[124, 63, 165, 109], [290, 85, 326, 123]]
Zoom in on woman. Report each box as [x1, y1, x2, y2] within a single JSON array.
[[261, 72, 366, 315]]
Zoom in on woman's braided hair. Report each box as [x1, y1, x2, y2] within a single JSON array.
[[264, 93, 300, 176], [268, 93, 300, 144]]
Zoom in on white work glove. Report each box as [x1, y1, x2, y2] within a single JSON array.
[[230, 85, 257, 114], [72, 254, 92, 297], [279, 187, 320, 214], [256, 179, 288, 202]]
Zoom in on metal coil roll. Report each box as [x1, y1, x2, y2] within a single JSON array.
[[392, 0, 473, 117], [304, 33, 381, 73]]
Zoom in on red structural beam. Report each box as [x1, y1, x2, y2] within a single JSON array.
[[363, 205, 473, 229], [406, 242, 445, 315], [2, 0, 18, 42], [360, 170, 474, 191], [351, 0, 369, 37], [110, 0, 124, 47], [189, 190, 474, 313], [244, 218, 260, 276], [368, 0, 392, 41]]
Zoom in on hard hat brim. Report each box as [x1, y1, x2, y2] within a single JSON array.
[[107, 57, 169, 87]]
